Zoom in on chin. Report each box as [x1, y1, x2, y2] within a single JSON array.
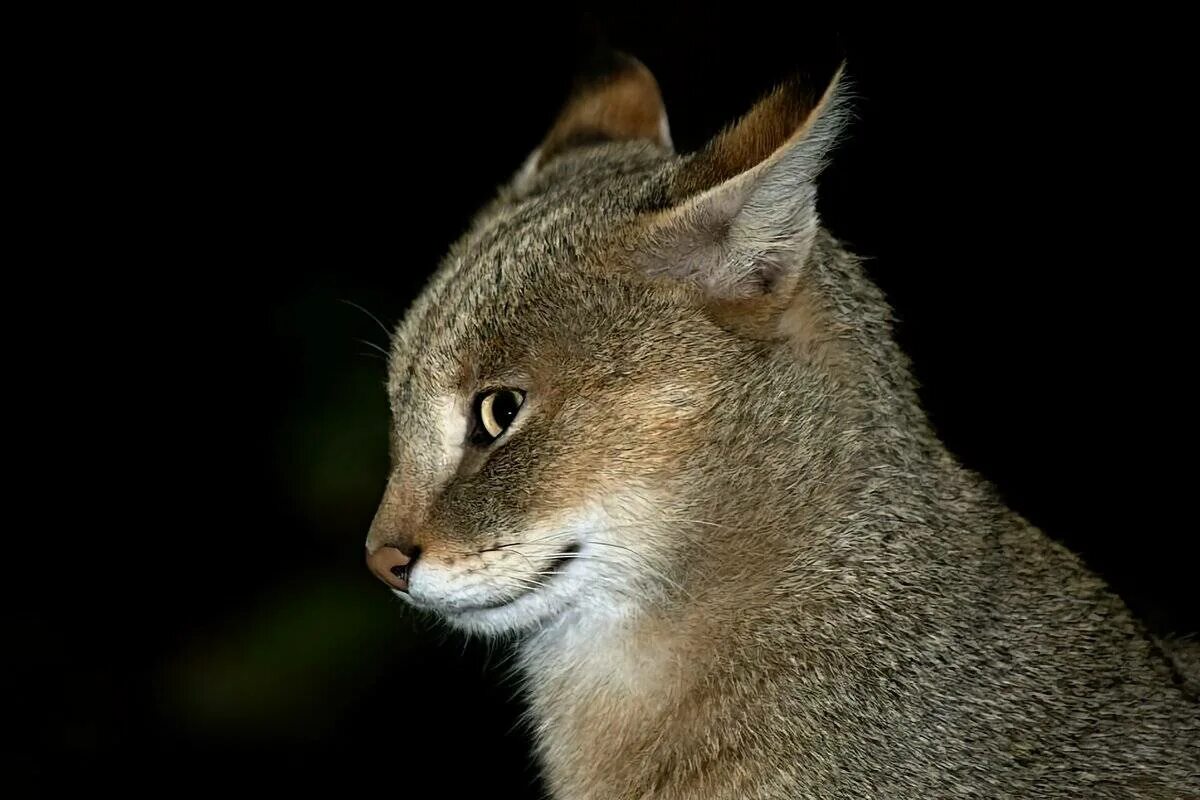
[[446, 577, 582, 637], [401, 541, 595, 638]]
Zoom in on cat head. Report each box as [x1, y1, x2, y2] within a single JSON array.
[[367, 53, 864, 636]]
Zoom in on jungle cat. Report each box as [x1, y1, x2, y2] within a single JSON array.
[[366, 53, 1200, 799]]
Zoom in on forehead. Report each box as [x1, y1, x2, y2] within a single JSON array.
[[387, 143, 674, 402]]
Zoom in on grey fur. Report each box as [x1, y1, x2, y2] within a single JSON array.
[[372, 66, 1200, 799]]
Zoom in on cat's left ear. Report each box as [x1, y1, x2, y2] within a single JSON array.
[[634, 66, 849, 310], [515, 51, 671, 184]]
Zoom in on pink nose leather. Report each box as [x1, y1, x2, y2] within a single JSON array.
[[367, 545, 416, 592]]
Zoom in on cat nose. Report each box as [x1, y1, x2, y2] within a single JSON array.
[[366, 543, 421, 592]]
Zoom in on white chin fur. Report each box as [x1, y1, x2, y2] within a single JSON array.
[[394, 497, 658, 637], [400, 503, 638, 636], [445, 551, 588, 635], [391, 542, 592, 636]]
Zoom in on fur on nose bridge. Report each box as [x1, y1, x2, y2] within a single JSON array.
[[367, 473, 427, 552]]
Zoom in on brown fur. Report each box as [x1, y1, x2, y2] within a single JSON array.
[[368, 55, 1200, 799], [539, 52, 670, 167]]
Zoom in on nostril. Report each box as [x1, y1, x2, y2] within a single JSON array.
[[366, 544, 420, 593], [388, 546, 422, 578]]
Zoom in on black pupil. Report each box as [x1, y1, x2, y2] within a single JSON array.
[[490, 392, 519, 430]]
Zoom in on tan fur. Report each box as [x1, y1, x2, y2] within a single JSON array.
[[776, 273, 854, 373], [369, 55, 1200, 799]]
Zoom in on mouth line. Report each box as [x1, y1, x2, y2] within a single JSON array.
[[456, 541, 582, 614]]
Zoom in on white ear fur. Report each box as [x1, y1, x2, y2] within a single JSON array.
[[656, 110, 674, 152], [641, 68, 849, 300], [512, 146, 544, 192]]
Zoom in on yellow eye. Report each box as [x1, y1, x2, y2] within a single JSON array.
[[474, 389, 525, 444]]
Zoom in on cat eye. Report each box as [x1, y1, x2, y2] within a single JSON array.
[[471, 389, 525, 445]]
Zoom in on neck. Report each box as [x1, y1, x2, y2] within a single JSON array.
[[517, 582, 718, 797], [513, 439, 984, 796]]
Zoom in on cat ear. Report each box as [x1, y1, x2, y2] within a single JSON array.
[[515, 51, 671, 185], [636, 66, 849, 305]]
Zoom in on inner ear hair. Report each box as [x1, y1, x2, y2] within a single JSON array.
[[624, 66, 850, 345]]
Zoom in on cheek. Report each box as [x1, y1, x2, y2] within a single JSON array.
[[518, 384, 709, 517], [423, 380, 710, 545], [576, 382, 710, 460], [428, 443, 548, 546]]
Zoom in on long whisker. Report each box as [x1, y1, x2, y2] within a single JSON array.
[[665, 516, 738, 531], [500, 537, 698, 604], [489, 531, 581, 549], [495, 571, 546, 587], [495, 577, 545, 594], [357, 337, 390, 358], [340, 298, 394, 343], [479, 546, 539, 572], [577, 543, 697, 602], [477, 513, 741, 606], [489, 515, 738, 553]]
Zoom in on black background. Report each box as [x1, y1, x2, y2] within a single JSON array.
[[22, 8, 1198, 797]]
